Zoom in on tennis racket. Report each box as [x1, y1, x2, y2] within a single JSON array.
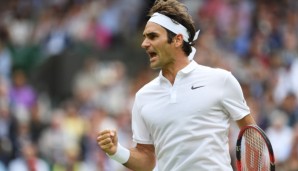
[[236, 125, 275, 171]]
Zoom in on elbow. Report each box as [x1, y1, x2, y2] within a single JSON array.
[[236, 114, 256, 129]]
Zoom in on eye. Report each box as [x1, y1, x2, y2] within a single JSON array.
[[146, 32, 158, 40], [148, 34, 156, 40]]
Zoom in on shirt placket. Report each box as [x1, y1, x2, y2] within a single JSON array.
[[170, 72, 183, 104]]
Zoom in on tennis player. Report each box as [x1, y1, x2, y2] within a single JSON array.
[[97, 0, 256, 170]]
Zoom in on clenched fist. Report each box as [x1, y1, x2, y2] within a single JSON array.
[[97, 130, 118, 155]]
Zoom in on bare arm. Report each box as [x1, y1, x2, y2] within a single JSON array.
[[97, 130, 156, 171], [124, 143, 156, 171], [236, 114, 256, 129]]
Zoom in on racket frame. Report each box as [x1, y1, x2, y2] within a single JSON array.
[[236, 125, 275, 171]]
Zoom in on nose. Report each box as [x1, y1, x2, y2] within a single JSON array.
[[141, 38, 150, 49]]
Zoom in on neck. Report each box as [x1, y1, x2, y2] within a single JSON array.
[[162, 56, 190, 85]]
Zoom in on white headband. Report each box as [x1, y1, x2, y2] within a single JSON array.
[[148, 12, 200, 60]]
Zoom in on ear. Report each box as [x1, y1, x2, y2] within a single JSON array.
[[174, 34, 184, 47]]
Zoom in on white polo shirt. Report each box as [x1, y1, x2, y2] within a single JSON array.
[[132, 61, 250, 171]]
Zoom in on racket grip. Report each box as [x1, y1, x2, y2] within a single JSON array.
[[236, 160, 241, 171]]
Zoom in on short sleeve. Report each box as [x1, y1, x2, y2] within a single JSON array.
[[131, 96, 153, 144], [221, 72, 250, 121]]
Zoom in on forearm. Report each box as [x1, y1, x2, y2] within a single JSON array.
[[123, 146, 156, 171], [97, 130, 156, 170], [236, 114, 256, 129]]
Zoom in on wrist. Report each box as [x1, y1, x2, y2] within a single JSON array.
[[107, 143, 130, 164]]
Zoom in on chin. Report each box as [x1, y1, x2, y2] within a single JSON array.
[[150, 63, 161, 70]]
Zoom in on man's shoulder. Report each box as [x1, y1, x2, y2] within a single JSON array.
[[195, 64, 231, 77], [136, 77, 159, 95]]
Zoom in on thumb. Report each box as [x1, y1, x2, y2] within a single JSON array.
[[110, 130, 118, 144], [110, 130, 115, 137]]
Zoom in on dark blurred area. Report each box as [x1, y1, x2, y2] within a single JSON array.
[[0, 0, 298, 170]]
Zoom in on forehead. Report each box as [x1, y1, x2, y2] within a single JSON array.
[[143, 22, 167, 36]]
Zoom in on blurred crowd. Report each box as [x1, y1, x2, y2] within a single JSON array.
[[0, 0, 298, 171]]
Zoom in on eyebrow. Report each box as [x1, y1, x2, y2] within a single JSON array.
[[143, 32, 158, 38]]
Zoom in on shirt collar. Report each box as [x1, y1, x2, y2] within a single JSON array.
[[179, 60, 197, 74], [158, 60, 197, 84]]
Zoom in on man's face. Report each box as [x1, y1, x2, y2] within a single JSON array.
[[141, 22, 175, 69]]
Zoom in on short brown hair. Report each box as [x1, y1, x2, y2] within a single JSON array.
[[148, 0, 196, 56]]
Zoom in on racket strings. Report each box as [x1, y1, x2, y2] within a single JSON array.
[[241, 129, 270, 171]]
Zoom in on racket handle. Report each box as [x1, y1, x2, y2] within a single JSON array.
[[236, 160, 241, 171]]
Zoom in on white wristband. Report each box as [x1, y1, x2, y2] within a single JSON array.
[[107, 143, 130, 164]]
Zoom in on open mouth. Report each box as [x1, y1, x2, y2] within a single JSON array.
[[148, 52, 157, 58]]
